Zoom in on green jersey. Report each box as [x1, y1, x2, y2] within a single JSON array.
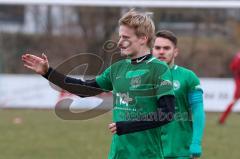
[[161, 65, 202, 158], [96, 56, 174, 159]]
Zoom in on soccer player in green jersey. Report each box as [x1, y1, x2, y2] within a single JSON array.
[[22, 10, 175, 159], [152, 30, 205, 159]]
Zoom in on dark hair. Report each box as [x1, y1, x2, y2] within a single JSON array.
[[155, 30, 177, 46]]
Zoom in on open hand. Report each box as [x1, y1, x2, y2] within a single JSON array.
[[22, 53, 49, 75]]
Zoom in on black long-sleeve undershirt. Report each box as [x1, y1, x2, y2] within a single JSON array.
[[43, 68, 175, 134], [43, 67, 104, 97]]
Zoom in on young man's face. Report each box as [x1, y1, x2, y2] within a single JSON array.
[[152, 37, 178, 66], [118, 25, 147, 58]]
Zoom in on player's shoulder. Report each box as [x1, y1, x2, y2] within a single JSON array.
[[147, 57, 169, 67], [175, 65, 192, 73], [175, 66, 201, 89], [175, 65, 199, 79], [147, 58, 170, 75]]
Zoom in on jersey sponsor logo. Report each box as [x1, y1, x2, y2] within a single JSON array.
[[131, 76, 141, 88], [126, 69, 149, 78], [160, 80, 172, 87], [173, 80, 180, 90], [116, 92, 133, 107]]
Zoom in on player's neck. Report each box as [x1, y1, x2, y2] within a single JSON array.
[[131, 47, 150, 59], [169, 60, 175, 68]]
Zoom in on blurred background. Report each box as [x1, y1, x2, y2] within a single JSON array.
[[0, 0, 240, 159]]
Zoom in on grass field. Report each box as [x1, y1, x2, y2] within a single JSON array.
[[0, 110, 239, 159]]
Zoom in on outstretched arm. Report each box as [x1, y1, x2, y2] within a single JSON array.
[[22, 53, 104, 97], [43, 67, 103, 97]]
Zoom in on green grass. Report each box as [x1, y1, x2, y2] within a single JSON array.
[[0, 110, 111, 159], [0, 110, 239, 159], [202, 112, 240, 159]]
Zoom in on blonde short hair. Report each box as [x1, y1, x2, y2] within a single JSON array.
[[119, 9, 155, 48]]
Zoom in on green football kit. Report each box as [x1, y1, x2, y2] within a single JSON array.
[[161, 65, 204, 159], [43, 54, 175, 159], [96, 56, 174, 159]]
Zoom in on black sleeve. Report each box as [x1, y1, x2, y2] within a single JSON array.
[[43, 67, 104, 97], [115, 95, 175, 135]]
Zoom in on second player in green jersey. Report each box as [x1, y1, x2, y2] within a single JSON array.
[[153, 30, 205, 159]]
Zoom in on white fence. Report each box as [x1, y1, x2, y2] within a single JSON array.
[[0, 75, 239, 112]]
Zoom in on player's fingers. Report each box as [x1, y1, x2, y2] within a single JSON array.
[[22, 54, 36, 63], [110, 127, 117, 134], [22, 54, 26, 59], [23, 54, 37, 59], [22, 54, 30, 61], [22, 58, 34, 66], [24, 64, 35, 70], [108, 123, 117, 134], [24, 54, 43, 63], [108, 123, 115, 129], [42, 53, 48, 62]]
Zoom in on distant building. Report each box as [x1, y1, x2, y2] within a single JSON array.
[[1, 3, 240, 36], [0, 5, 81, 35], [156, 8, 240, 36]]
